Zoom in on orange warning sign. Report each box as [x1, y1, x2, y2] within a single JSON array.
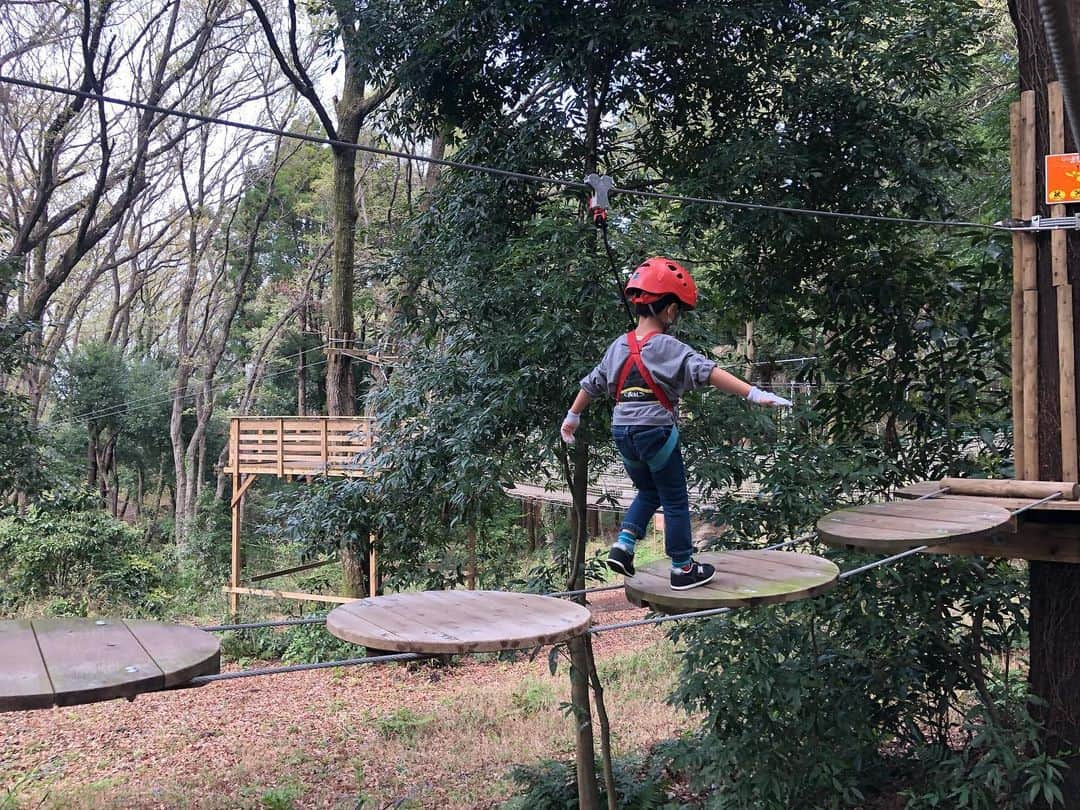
[[1046, 153, 1080, 204]]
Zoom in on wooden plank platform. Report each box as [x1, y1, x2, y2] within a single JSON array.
[[326, 590, 592, 654], [623, 550, 839, 614], [816, 500, 1014, 552], [0, 619, 220, 712]]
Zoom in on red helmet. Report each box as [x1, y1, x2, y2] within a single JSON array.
[[624, 257, 697, 310]]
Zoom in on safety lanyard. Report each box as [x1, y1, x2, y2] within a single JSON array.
[[614, 330, 674, 413]]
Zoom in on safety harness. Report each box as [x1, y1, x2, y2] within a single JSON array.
[[614, 330, 680, 472]]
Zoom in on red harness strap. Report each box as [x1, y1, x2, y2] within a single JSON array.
[[614, 330, 674, 412]]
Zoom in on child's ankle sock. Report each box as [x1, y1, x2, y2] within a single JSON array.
[[671, 556, 692, 571], [614, 530, 638, 553]]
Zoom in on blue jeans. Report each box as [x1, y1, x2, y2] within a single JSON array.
[[612, 424, 692, 562]]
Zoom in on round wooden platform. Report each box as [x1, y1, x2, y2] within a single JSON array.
[[0, 618, 220, 712], [623, 550, 840, 614], [816, 499, 1015, 552], [326, 590, 592, 654]]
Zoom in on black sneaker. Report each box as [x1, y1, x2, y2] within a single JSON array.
[[670, 560, 715, 590], [607, 545, 635, 577]]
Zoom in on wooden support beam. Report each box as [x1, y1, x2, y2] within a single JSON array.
[[229, 473, 257, 508], [1012, 291, 1027, 476], [1047, 82, 1079, 482], [1021, 90, 1037, 290], [221, 586, 357, 605], [1050, 82, 1069, 285], [1011, 101, 1027, 476], [939, 477, 1080, 500], [247, 557, 338, 584], [369, 533, 378, 598], [1024, 288, 1040, 479], [1059, 284, 1078, 481], [277, 417, 284, 476], [923, 522, 1080, 564], [229, 420, 241, 617]]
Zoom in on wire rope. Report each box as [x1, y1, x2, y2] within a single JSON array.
[[0, 74, 1006, 233]]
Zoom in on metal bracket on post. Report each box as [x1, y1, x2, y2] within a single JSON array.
[[996, 214, 1080, 231]]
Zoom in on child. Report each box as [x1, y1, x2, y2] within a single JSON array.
[[560, 257, 791, 590]]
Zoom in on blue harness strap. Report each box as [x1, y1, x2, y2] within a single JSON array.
[[647, 423, 680, 472], [620, 424, 680, 472]]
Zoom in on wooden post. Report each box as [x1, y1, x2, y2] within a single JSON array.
[[1049, 81, 1079, 482], [1010, 101, 1027, 477], [276, 417, 285, 477], [368, 533, 378, 597], [1020, 90, 1040, 480], [320, 418, 329, 472], [1024, 288, 1040, 479], [229, 419, 241, 616], [466, 527, 477, 590]]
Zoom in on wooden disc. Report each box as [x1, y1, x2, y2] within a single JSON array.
[[327, 590, 591, 654], [623, 550, 839, 614], [816, 499, 1014, 551], [0, 618, 220, 713]]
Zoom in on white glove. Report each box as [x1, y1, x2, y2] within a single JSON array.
[[747, 386, 792, 408], [560, 410, 581, 443]]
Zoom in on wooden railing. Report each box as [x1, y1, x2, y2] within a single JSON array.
[[224, 416, 374, 478]]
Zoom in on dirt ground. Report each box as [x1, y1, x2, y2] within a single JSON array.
[[1, 591, 686, 809]]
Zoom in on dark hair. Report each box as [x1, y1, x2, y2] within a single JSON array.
[[633, 294, 681, 317]]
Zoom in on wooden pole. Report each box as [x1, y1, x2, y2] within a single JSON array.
[[229, 419, 241, 616], [466, 526, 477, 590], [1024, 288, 1040, 478], [1020, 90, 1040, 480], [1011, 101, 1027, 478], [938, 477, 1080, 500], [276, 417, 285, 477], [1049, 81, 1079, 482], [368, 533, 378, 597]]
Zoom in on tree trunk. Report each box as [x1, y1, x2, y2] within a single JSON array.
[[135, 467, 144, 520], [325, 133, 359, 416], [340, 543, 367, 598], [298, 307, 307, 416], [1009, 0, 1080, 802], [87, 427, 99, 490], [569, 635, 600, 810]]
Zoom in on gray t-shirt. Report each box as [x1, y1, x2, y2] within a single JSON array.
[[580, 332, 717, 425]]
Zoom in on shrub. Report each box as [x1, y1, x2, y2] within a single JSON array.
[[503, 755, 672, 809], [0, 489, 163, 612]]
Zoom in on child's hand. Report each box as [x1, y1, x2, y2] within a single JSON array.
[[560, 410, 581, 443], [746, 386, 793, 408]]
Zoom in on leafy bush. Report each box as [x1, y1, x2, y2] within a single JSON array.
[[503, 754, 673, 810], [219, 618, 359, 665], [663, 553, 1054, 808], [0, 489, 163, 612]]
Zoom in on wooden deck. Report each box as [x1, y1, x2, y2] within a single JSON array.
[[0, 618, 219, 712], [326, 591, 592, 654], [223, 416, 374, 477], [623, 550, 839, 614]]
